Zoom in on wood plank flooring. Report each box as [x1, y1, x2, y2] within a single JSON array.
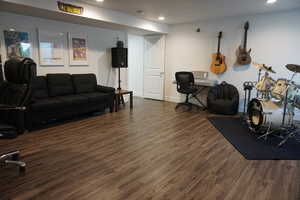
[[0, 98, 299, 200]]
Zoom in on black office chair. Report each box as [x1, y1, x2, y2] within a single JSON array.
[[175, 71, 206, 110], [0, 57, 36, 173]]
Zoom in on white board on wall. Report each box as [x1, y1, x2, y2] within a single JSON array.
[[38, 29, 65, 66]]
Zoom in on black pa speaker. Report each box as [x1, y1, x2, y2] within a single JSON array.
[[111, 47, 128, 68]]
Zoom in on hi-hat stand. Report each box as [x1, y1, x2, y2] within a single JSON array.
[[256, 69, 262, 97], [243, 81, 254, 116]]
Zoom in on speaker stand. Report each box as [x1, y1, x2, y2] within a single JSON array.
[[118, 67, 121, 91]]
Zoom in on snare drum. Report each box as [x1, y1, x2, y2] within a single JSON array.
[[255, 76, 275, 92]]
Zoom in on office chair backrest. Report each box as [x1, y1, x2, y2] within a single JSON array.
[[0, 57, 36, 135], [175, 72, 195, 93]]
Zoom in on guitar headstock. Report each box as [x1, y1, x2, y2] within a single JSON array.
[[244, 21, 250, 31], [218, 31, 223, 39]]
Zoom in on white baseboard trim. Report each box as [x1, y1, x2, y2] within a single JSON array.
[[164, 96, 181, 103]]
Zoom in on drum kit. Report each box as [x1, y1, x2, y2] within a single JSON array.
[[243, 63, 300, 147]]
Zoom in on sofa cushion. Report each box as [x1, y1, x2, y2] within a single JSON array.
[[47, 74, 74, 97], [80, 92, 110, 104], [56, 95, 88, 106], [72, 74, 97, 94], [32, 76, 48, 99], [30, 98, 65, 112]]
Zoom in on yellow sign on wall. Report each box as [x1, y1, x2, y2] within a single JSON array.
[[57, 1, 83, 15]]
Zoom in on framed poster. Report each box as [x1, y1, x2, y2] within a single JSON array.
[[3, 30, 31, 59], [68, 33, 88, 66], [38, 30, 65, 66]]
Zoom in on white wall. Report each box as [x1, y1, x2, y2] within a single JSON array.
[[128, 34, 144, 97], [165, 9, 300, 112], [0, 11, 127, 87]]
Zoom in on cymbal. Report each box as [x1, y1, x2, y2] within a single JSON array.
[[286, 64, 300, 73], [253, 63, 276, 74]]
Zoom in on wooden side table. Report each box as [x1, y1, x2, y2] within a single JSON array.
[[115, 89, 133, 112]]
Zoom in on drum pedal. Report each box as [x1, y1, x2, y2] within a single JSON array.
[[258, 122, 274, 140]]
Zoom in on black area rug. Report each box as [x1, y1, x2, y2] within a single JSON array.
[[208, 117, 300, 160]]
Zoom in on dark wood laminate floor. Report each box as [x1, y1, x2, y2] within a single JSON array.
[[0, 98, 300, 200]]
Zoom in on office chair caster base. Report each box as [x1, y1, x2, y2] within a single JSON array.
[[175, 102, 205, 112], [175, 103, 192, 111], [193, 104, 206, 111]]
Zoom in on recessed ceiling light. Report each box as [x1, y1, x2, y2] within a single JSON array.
[[158, 16, 165, 21], [266, 0, 277, 4], [96, 0, 104, 2]]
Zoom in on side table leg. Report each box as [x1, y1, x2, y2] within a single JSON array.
[[121, 95, 125, 105], [130, 92, 133, 109]]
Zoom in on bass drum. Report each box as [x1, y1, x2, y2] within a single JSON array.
[[247, 98, 294, 133]]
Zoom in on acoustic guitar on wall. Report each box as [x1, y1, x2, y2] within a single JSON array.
[[210, 31, 227, 74], [236, 21, 252, 65]]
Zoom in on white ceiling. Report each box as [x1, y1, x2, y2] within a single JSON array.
[[80, 0, 300, 24]]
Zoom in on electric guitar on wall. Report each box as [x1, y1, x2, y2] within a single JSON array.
[[236, 21, 252, 65], [210, 31, 227, 74]]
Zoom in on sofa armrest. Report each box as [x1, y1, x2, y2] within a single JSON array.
[[96, 85, 115, 94]]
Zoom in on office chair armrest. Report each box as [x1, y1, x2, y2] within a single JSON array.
[[0, 104, 26, 111]]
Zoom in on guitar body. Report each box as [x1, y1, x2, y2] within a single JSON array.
[[210, 53, 227, 74], [210, 31, 227, 74], [236, 46, 252, 65], [236, 21, 252, 66]]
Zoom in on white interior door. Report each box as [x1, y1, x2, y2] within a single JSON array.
[[143, 35, 165, 100]]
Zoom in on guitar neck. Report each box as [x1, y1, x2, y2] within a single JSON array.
[[217, 38, 221, 55], [243, 29, 248, 50], [217, 32, 222, 55]]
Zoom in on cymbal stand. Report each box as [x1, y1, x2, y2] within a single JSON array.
[[290, 72, 296, 82], [282, 80, 293, 127], [278, 72, 299, 147]]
